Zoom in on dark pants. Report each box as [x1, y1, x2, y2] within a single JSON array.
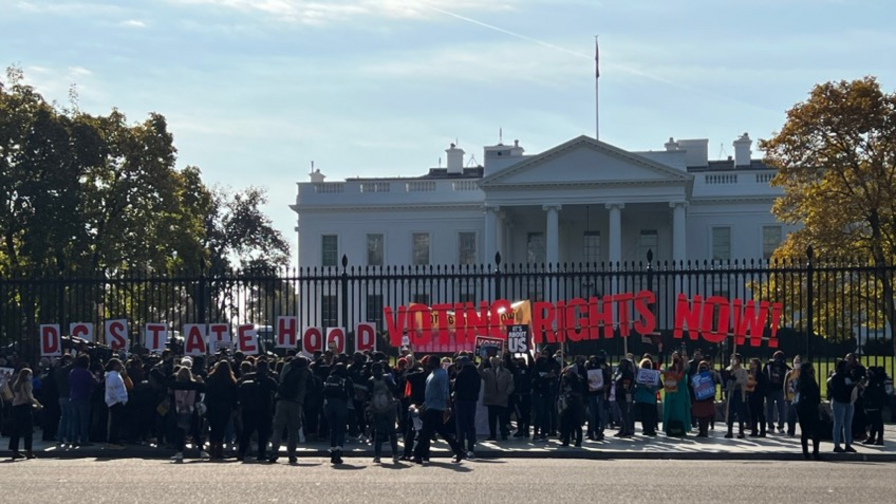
[[532, 393, 549, 438], [617, 400, 634, 435], [325, 399, 348, 449], [515, 394, 531, 435], [727, 398, 746, 433], [239, 408, 273, 459], [9, 404, 33, 452], [402, 408, 418, 457], [107, 403, 125, 444], [560, 405, 583, 446], [413, 408, 463, 461], [371, 411, 398, 458], [70, 399, 91, 445], [797, 408, 820, 456], [455, 399, 477, 453], [638, 402, 657, 435], [749, 395, 766, 435], [867, 409, 884, 442], [487, 405, 509, 438], [207, 404, 231, 444]]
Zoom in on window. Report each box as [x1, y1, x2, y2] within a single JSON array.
[[763, 226, 783, 259], [366, 294, 383, 329], [583, 231, 601, 264], [321, 295, 338, 328], [412, 233, 430, 266], [321, 235, 338, 267], [458, 232, 477, 265], [638, 230, 658, 260], [711, 227, 731, 261], [527, 232, 546, 264], [366, 233, 384, 266]]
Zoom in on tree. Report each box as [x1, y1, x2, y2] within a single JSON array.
[[759, 77, 896, 353]]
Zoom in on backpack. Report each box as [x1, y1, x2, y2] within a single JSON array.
[[277, 363, 302, 401], [369, 377, 395, 414], [324, 374, 346, 399], [239, 379, 260, 410]]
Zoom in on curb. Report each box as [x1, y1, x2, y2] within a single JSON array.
[[2, 448, 894, 463]]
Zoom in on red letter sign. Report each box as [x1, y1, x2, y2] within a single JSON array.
[[183, 324, 208, 356], [355, 323, 376, 353], [326, 327, 346, 354], [144, 324, 168, 353], [302, 327, 323, 356], [69, 322, 94, 343], [276, 316, 298, 349], [40, 324, 61, 356], [237, 324, 258, 355], [105, 319, 128, 351]]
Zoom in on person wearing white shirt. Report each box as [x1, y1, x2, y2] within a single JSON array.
[[104, 359, 128, 447]]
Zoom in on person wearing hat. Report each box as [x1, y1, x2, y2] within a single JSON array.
[[453, 355, 481, 458]]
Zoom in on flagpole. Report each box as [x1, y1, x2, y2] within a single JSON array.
[[594, 35, 600, 141]]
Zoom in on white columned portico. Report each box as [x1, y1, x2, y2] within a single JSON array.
[[543, 204, 562, 265], [606, 203, 624, 267], [670, 201, 688, 264], [484, 205, 499, 266]]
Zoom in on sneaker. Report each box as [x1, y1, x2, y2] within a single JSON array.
[[170, 452, 184, 462], [844, 446, 857, 453], [833, 446, 845, 453], [200, 451, 211, 460], [373, 457, 381, 464], [392, 455, 400, 464], [466, 451, 475, 460], [288, 456, 298, 465], [451, 454, 464, 464]]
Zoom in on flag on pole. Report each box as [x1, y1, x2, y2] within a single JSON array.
[[595, 37, 600, 78]]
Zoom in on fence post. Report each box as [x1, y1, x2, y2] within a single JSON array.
[[340, 254, 349, 335], [493, 252, 502, 300], [806, 246, 814, 362]]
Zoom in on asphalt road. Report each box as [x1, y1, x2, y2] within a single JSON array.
[[1, 458, 892, 504]]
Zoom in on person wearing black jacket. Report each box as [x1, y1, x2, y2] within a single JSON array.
[[827, 359, 856, 453], [400, 362, 428, 460], [585, 354, 611, 441], [323, 362, 355, 464], [512, 357, 532, 438], [236, 360, 278, 461], [204, 360, 237, 460], [559, 365, 586, 447], [794, 362, 822, 460], [747, 358, 768, 437], [453, 356, 482, 458], [861, 367, 887, 446]]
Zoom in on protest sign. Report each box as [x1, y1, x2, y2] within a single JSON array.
[[105, 319, 128, 350], [144, 323, 168, 353], [276, 316, 298, 349], [40, 324, 62, 356], [69, 322, 94, 343], [663, 371, 680, 393], [326, 327, 346, 354], [183, 324, 207, 356], [474, 336, 504, 359], [587, 369, 605, 392], [237, 324, 258, 355], [355, 323, 376, 353], [507, 324, 530, 355], [691, 371, 716, 401], [302, 327, 323, 357], [636, 368, 661, 387]]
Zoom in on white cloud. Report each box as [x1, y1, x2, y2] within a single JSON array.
[[120, 19, 147, 28], [164, 0, 517, 24]]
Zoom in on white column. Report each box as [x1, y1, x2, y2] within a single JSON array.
[[496, 209, 506, 265], [606, 203, 624, 267], [543, 204, 561, 266], [670, 201, 688, 264], [484, 205, 499, 266]]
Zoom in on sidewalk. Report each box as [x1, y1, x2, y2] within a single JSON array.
[[3, 426, 895, 462]]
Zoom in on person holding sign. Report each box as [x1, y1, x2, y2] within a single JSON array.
[[724, 354, 749, 439], [747, 358, 768, 438], [480, 356, 515, 441], [634, 357, 660, 436], [613, 359, 635, 438], [691, 361, 718, 437], [558, 365, 586, 447], [585, 354, 611, 441], [661, 352, 691, 437]]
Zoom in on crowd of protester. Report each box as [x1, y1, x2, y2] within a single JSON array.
[[0, 343, 891, 463]]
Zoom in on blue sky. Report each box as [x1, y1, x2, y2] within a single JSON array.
[[3, 0, 895, 264]]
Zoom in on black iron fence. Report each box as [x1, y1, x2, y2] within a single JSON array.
[[1, 251, 894, 379]]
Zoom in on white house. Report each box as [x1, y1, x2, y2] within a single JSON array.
[[290, 133, 796, 271]]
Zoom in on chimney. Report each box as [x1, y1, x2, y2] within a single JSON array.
[[664, 137, 679, 152], [676, 139, 709, 168], [733, 132, 752, 167], [446, 143, 465, 174]]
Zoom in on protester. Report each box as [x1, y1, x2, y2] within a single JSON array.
[[412, 356, 465, 464], [323, 362, 354, 464], [53, 354, 74, 447], [794, 362, 822, 460], [861, 366, 887, 446], [614, 358, 635, 438], [691, 360, 716, 438], [558, 364, 585, 447], [69, 354, 97, 447], [103, 358, 128, 448], [783, 356, 801, 437], [585, 353, 611, 441], [725, 354, 748, 439], [747, 358, 768, 438], [168, 365, 206, 462], [204, 359, 237, 460], [763, 351, 789, 434], [237, 360, 278, 462], [662, 352, 691, 437], [269, 356, 310, 464], [453, 355, 481, 458], [634, 357, 659, 436], [845, 353, 867, 442], [828, 359, 857, 453], [8, 368, 41, 460], [367, 362, 399, 464], [480, 355, 514, 441]]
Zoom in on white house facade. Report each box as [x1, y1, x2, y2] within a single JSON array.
[[290, 133, 797, 271]]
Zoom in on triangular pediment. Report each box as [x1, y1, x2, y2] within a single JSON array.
[[479, 136, 692, 187]]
